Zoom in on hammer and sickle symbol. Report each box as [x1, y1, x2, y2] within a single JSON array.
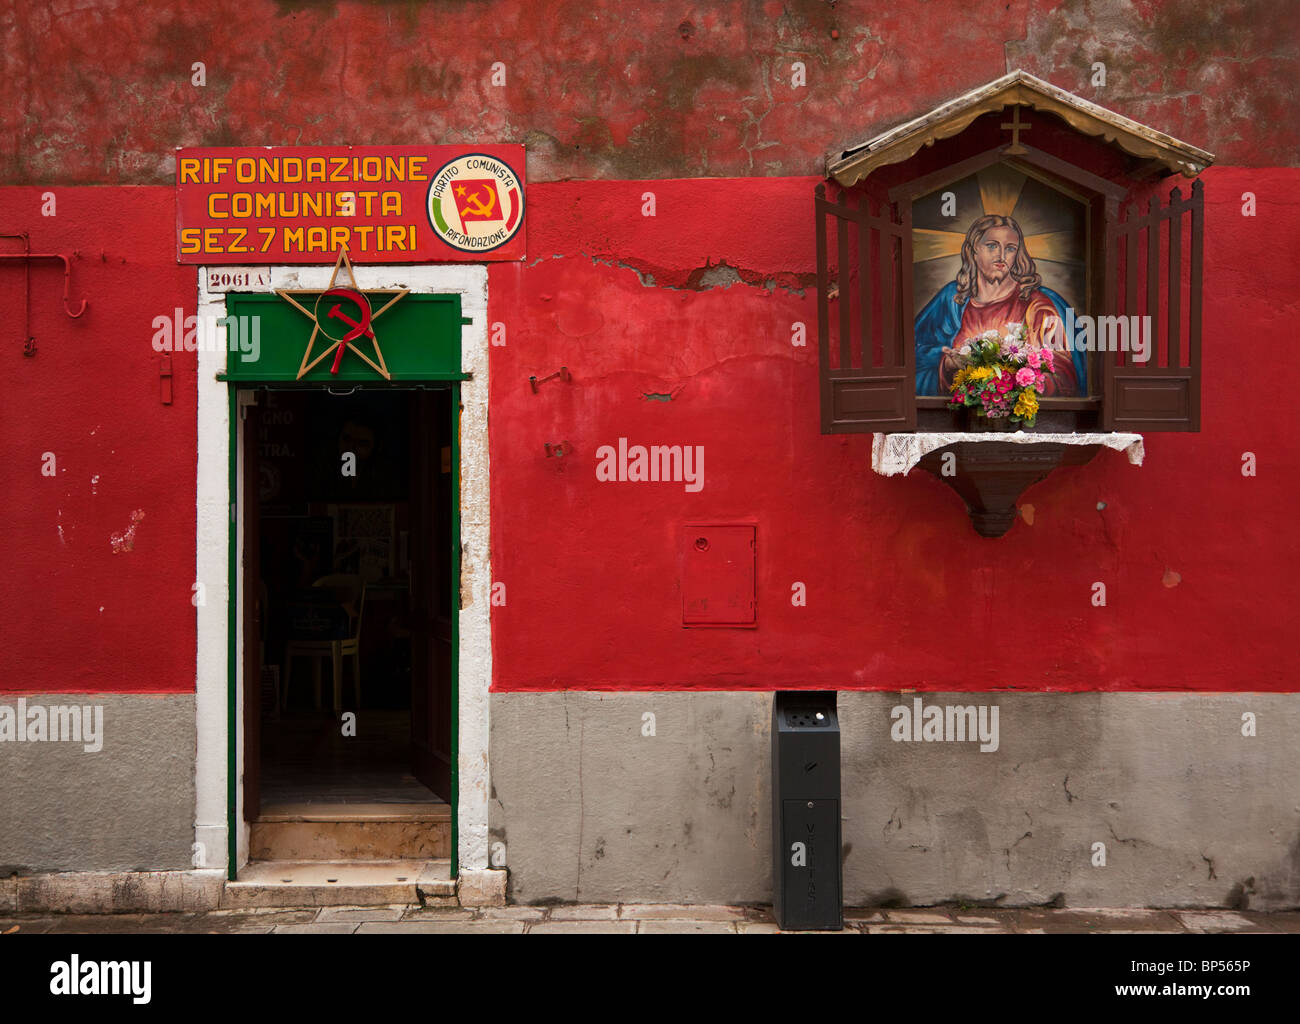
[[321, 287, 374, 374], [461, 186, 497, 219]]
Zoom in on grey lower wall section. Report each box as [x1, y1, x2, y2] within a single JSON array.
[[0, 694, 196, 873], [490, 691, 1300, 910]]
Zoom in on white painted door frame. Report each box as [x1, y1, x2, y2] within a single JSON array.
[[192, 263, 492, 877]]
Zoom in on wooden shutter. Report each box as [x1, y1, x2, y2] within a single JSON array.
[[1101, 179, 1203, 431], [815, 183, 916, 433]]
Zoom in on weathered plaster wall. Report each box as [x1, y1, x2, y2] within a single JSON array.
[[488, 166, 1300, 692], [490, 691, 1300, 909], [0, 694, 196, 872], [3, 0, 1296, 185]]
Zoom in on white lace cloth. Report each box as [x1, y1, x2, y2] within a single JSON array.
[[871, 431, 1145, 477]]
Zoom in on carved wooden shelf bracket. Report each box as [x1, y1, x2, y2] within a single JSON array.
[[871, 432, 1145, 538]]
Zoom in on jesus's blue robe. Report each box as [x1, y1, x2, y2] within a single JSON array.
[[913, 281, 1088, 396]]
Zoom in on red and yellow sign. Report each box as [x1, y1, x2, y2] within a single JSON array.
[[175, 145, 526, 264]]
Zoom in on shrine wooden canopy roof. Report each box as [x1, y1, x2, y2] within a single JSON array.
[[827, 69, 1215, 186]]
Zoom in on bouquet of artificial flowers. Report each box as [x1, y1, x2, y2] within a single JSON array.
[[948, 323, 1053, 426]]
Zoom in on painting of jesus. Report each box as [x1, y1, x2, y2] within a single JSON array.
[[911, 165, 1089, 397]]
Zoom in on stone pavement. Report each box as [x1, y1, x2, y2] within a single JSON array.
[[4, 904, 1300, 934]]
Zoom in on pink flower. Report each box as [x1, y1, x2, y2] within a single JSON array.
[[1040, 348, 1055, 367], [1015, 367, 1036, 387], [1026, 348, 1041, 369]]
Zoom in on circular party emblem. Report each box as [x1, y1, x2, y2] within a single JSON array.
[[426, 153, 524, 253]]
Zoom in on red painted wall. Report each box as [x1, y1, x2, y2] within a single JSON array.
[[0, 188, 197, 693], [3, 1, 1297, 695], [4, 170, 1295, 696], [488, 166, 1300, 691]]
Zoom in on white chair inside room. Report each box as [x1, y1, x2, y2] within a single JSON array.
[[283, 574, 365, 713]]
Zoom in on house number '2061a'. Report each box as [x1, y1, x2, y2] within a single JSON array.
[[207, 269, 272, 292]]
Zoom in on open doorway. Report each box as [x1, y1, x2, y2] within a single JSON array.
[[239, 385, 454, 859]]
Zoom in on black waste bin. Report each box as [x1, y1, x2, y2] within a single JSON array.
[[771, 691, 842, 930]]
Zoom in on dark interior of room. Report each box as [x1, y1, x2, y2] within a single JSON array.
[[253, 387, 451, 807]]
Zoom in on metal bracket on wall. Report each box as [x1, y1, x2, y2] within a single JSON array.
[[529, 366, 570, 392], [0, 232, 88, 356]]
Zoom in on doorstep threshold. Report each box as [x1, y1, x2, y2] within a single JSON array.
[[257, 801, 450, 823], [223, 859, 454, 909]]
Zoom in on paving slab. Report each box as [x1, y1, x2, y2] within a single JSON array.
[[44, 913, 201, 933], [178, 909, 318, 933], [1015, 908, 1182, 933], [475, 906, 546, 921], [1246, 911, 1300, 933], [207, 906, 323, 917], [1171, 911, 1270, 932], [274, 923, 360, 934], [619, 904, 744, 921], [868, 925, 1000, 934], [548, 904, 619, 920], [357, 920, 524, 934], [741, 921, 903, 934], [399, 907, 476, 922], [316, 906, 407, 923], [0, 916, 56, 934], [953, 912, 1017, 928], [1075, 907, 1183, 920], [882, 910, 956, 924], [184, 919, 278, 934], [638, 920, 737, 933], [527, 921, 637, 934]]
